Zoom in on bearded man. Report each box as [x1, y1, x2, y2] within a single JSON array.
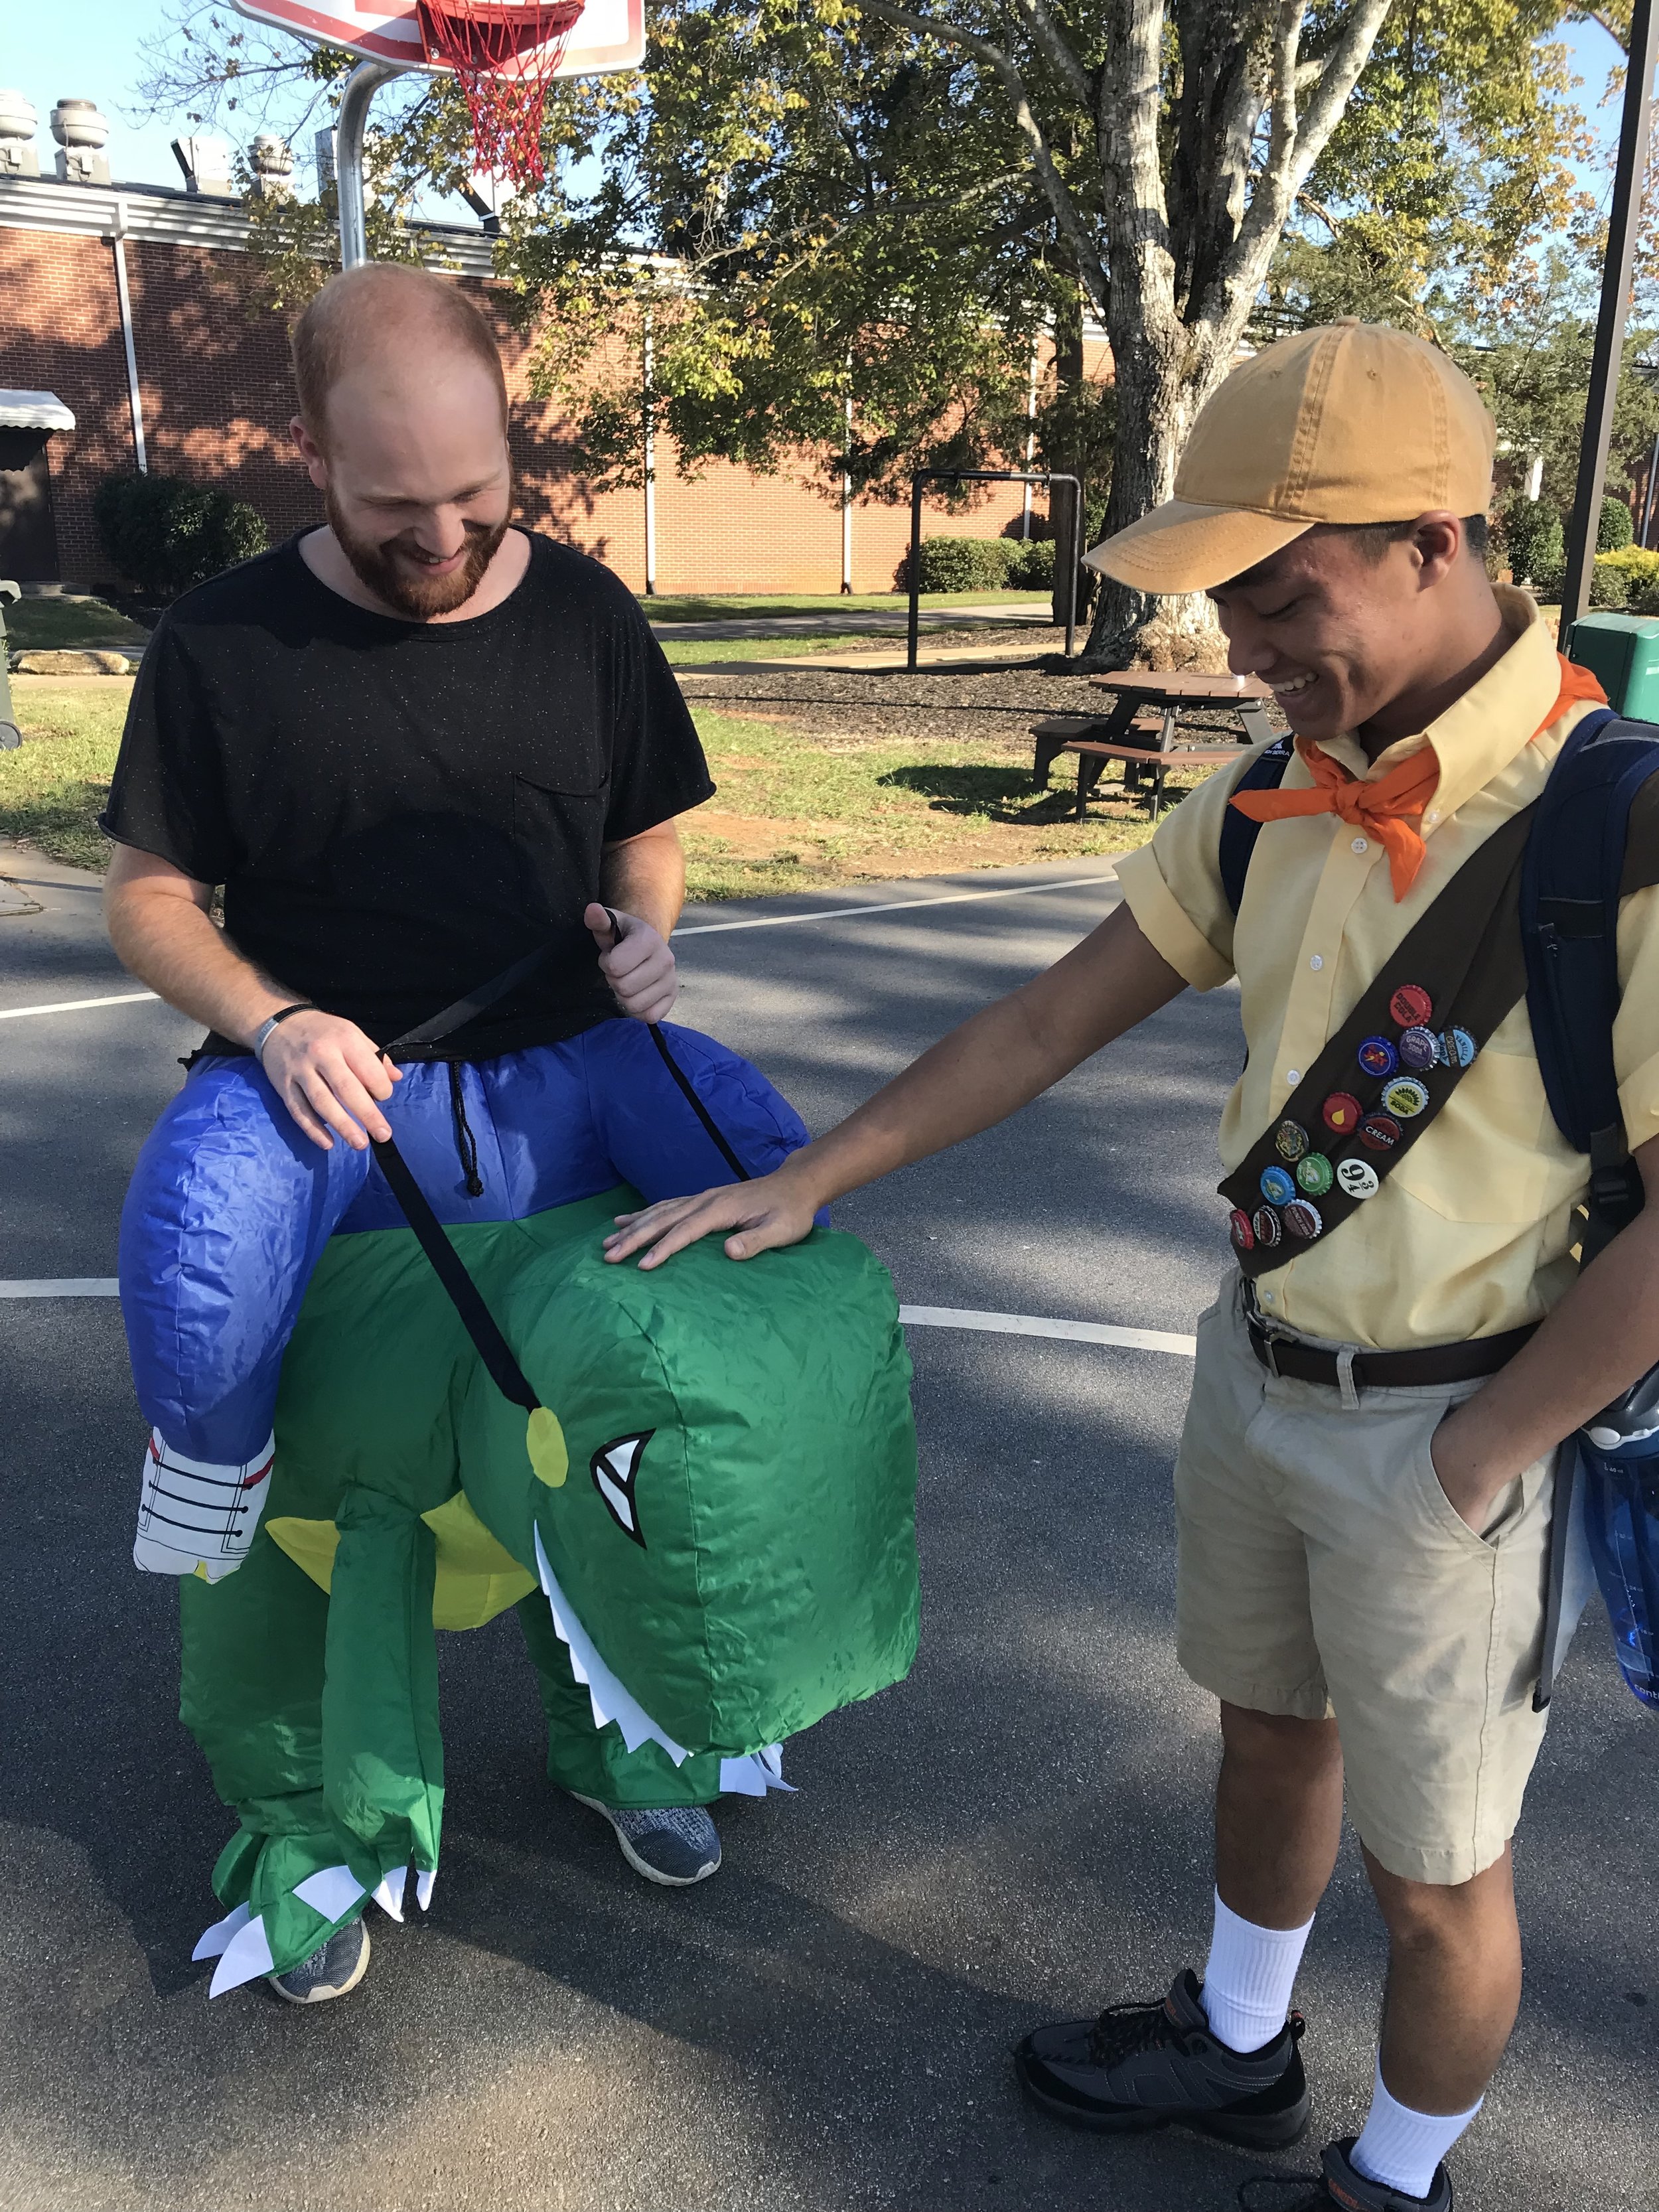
[[102, 263, 746, 2000]]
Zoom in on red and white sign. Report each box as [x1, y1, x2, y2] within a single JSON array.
[[230, 0, 646, 80]]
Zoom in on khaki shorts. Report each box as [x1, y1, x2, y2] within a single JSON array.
[[1175, 1278, 1558, 1885]]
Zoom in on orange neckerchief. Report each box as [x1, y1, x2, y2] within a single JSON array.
[[1226, 655, 1608, 901]]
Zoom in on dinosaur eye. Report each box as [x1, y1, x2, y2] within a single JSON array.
[[589, 1432, 653, 1548]]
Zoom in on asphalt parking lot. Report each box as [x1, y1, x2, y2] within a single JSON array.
[[1, 847, 1653, 2212]]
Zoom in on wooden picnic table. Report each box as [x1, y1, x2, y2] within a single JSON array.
[[1031, 668, 1277, 789]]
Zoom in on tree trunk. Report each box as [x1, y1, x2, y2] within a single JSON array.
[[1082, 318, 1228, 669]]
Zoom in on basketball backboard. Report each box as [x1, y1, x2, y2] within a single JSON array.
[[230, 0, 646, 80]]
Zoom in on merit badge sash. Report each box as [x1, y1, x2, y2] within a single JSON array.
[[1219, 803, 1534, 1277]]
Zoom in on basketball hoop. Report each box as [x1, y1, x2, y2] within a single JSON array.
[[415, 0, 587, 187]]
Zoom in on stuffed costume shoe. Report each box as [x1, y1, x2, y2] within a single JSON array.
[[134, 1429, 274, 1580], [121, 1021, 920, 1992]]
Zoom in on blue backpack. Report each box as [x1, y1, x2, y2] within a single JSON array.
[[1220, 710, 1659, 1710]]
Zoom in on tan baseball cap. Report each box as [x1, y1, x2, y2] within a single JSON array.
[[1086, 321, 1496, 594]]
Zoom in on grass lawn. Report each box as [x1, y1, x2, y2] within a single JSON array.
[[0, 679, 1188, 896], [641, 589, 1050, 623], [4, 595, 151, 653], [662, 632, 907, 666]]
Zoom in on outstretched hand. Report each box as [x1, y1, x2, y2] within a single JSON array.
[[586, 902, 678, 1023], [603, 1166, 821, 1270]]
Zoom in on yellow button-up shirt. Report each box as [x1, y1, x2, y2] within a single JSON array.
[[1115, 589, 1659, 1348]]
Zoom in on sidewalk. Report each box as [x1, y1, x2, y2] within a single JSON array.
[[647, 601, 1052, 641]]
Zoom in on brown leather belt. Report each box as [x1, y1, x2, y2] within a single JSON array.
[[1245, 1311, 1536, 1389]]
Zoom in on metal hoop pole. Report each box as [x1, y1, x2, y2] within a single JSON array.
[[336, 58, 409, 268]]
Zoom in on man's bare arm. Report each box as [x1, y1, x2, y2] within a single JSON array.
[[585, 818, 687, 1023], [104, 843, 399, 1152], [1431, 1133, 1659, 1527], [603, 902, 1187, 1266]]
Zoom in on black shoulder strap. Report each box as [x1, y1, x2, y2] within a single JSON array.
[[1219, 736, 1294, 915], [1521, 708, 1659, 1256]]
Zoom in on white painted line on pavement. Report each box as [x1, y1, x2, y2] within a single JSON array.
[[899, 1305, 1195, 1356], [676, 874, 1116, 935], [0, 1280, 1192, 1356], [0, 879, 1118, 1019], [0, 990, 159, 1021]]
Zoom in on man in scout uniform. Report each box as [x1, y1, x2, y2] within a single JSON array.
[[600, 321, 1659, 2207]]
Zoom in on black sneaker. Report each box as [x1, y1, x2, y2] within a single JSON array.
[[571, 1793, 722, 1885], [1013, 1967, 1311, 2148], [1239, 2137, 1453, 2210], [266, 1917, 370, 2006]]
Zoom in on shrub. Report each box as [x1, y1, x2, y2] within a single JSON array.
[[1599, 494, 1634, 553], [1589, 561, 1630, 610], [93, 473, 269, 600], [1499, 492, 1563, 585], [1007, 536, 1056, 589], [895, 536, 1017, 593], [1594, 543, 1659, 583]]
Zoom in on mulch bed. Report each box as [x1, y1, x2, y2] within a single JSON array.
[[676, 625, 1275, 748]]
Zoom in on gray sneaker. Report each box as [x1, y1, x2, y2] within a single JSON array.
[[1014, 1967, 1311, 2147], [266, 1916, 370, 2005], [571, 1793, 722, 1885]]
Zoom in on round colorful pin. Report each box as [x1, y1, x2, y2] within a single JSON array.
[[1439, 1025, 1477, 1069], [1274, 1120, 1310, 1163], [1283, 1199, 1323, 1240], [1322, 1091, 1362, 1136], [1229, 1208, 1256, 1252], [1382, 1076, 1429, 1119], [1252, 1206, 1283, 1248], [1357, 1035, 1398, 1078], [1359, 1112, 1402, 1152], [1398, 1025, 1439, 1071], [1296, 1152, 1334, 1195], [1390, 984, 1433, 1027], [1336, 1156, 1380, 1199], [1260, 1164, 1297, 1205]]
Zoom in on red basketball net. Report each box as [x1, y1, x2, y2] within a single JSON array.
[[416, 0, 587, 188]]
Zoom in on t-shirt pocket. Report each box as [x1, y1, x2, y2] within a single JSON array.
[[1388, 1021, 1582, 1224]]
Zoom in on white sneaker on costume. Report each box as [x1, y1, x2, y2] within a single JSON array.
[[133, 1428, 274, 1580]]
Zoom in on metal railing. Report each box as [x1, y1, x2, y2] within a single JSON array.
[[906, 470, 1082, 672]]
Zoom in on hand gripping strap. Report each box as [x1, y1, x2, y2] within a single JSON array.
[[1219, 800, 1536, 1277]]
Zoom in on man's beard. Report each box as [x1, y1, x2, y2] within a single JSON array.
[[325, 485, 510, 619]]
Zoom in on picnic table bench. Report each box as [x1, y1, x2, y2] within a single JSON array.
[[1032, 668, 1278, 822]]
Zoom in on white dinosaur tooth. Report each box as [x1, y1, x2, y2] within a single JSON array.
[[372, 1867, 408, 1921], [208, 1912, 275, 1996], [294, 1865, 366, 1923], [192, 1899, 252, 1962]]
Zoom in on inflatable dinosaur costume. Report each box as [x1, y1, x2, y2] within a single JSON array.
[[121, 1019, 919, 1992]]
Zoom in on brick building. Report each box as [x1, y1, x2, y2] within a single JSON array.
[[0, 170, 1077, 597]]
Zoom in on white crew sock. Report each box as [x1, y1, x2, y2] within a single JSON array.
[[1350, 2057, 1482, 2199], [1200, 1888, 1314, 2053]]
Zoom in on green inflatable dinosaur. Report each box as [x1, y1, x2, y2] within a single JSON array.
[[183, 1187, 919, 1992]]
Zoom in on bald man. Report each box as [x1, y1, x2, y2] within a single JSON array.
[[102, 267, 735, 1998]]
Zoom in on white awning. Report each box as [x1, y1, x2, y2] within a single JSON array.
[[0, 390, 75, 433]]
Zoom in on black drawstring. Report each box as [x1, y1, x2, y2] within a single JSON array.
[[446, 1060, 485, 1197]]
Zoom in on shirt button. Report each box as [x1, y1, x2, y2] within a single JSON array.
[[1286, 1069, 1302, 1084], [1309, 954, 1324, 970], [1351, 837, 1368, 854], [1262, 1290, 1275, 1304]]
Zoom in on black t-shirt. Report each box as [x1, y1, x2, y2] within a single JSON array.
[[102, 530, 715, 1056]]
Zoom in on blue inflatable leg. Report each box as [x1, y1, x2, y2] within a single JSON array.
[[576, 1018, 814, 1201], [120, 1057, 369, 1469]]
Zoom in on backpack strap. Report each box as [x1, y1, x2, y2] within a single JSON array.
[[1218, 735, 1293, 915], [1521, 709, 1659, 1260]]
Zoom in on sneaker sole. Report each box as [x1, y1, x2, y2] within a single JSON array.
[[266, 1921, 371, 2006], [570, 1793, 721, 1887], [1014, 2057, 1311, 2150]]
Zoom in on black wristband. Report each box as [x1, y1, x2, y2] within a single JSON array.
[[252, 1002, 318, 1059]]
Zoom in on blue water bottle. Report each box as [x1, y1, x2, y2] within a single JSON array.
[[1579, 1364, 1659, 1710]]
